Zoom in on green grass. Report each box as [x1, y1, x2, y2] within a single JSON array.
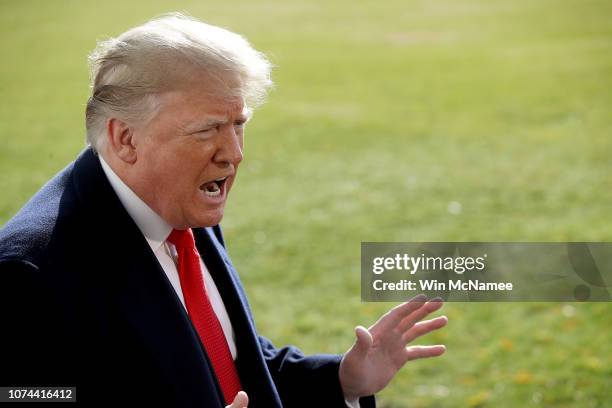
[[1, 0, 611, 406]]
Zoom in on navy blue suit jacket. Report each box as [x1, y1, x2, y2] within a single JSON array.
[[0, 148, 375, 407]]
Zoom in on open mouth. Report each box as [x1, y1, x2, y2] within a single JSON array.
[[200, 176, 228, 197]]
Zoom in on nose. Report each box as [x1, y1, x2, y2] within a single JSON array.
[[214, 126, 243, 167]]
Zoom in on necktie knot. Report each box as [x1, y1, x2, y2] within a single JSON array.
[[167, 228, 195, 250]]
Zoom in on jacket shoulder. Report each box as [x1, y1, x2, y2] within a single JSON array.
[[0, 160, 77, 266]]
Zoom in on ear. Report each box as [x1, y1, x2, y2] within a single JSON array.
[[105, 117, 138, 164]]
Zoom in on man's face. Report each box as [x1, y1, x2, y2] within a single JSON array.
[[130, 78, 248, 229]]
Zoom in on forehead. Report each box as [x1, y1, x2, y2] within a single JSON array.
[[154, 80, 247, 127], [165, 77, 244, 111]]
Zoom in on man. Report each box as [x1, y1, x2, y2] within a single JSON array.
[[0, 14, 448, 407]]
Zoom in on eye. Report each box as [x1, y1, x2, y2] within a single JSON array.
[[194, 125, 219, 136]]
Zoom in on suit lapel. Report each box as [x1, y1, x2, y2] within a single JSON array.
[[114, 248, 226, 408], [194, 228, 284, 408]]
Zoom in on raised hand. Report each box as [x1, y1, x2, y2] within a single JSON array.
[[339, 294, 448, 400]]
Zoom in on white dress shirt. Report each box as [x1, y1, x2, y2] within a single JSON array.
[[99, 155, 359, 408]]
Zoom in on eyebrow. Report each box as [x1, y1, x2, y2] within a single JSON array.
[[183, 110, 252, 133]]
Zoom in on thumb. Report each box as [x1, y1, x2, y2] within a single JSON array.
[[227, 391, 249, 408], [352, 325, 373, 357]]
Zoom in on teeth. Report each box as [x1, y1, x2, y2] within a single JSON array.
[[200, 176, 229, 198], [203, 181, 221, 197]]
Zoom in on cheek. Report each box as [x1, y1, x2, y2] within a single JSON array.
[[148, 140, 218, 193], [160, 143, 200, 175], [141, 153, 189, 196]]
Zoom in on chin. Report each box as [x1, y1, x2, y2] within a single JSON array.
[[191, 209, 224, 228]]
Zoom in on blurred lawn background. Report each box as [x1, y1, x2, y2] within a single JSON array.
[[1, 0, 611, 406]]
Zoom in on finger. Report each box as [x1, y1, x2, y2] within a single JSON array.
[[228, 391, 249, 408], [403, 345, 446, 363], [373, 294, 428, 333], [352, 326, 373, 358], [397, 298, 444, 333], [402, 315, 448, 344]]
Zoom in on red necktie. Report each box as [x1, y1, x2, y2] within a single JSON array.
[[167, 228, 242, 405]]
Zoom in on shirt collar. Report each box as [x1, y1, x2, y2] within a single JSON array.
[[99, 154, 172, 253]]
